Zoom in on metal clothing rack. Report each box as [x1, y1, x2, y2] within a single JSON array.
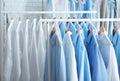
[[1, 0, 120, 80], [1, 1, 120, 81], [1, 10, 99, 81], [1, 11, 120, 22], [1, 11, 97, 14]]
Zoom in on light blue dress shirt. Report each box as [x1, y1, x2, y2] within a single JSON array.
[[72, 22, 85, 44], [85, 22, 97, 37], [110, 29, 120, 77], [58, 22, 66, 39], [68, 0, 76, 18], [82, 0, 92, 18], [73, 29, 91, 81], [86, 31, 107, 81], [72, 22, 79, 29], [79, 22, 88, 42], [50, 31, 66, 81], [98, 32, 119, 81], [108, 0, 116, 36], [76, 0, 84, 18], [63, 31, 78, 81]]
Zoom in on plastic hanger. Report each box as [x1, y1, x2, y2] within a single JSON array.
[[65, 27, 70, 33], [98, 26, 105, 35], [51, 26, 56, 36], [76, 26, 81, 33]]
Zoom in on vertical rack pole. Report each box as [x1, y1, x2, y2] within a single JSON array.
[[47, 22, 50, 81], [0, 0, 2, 80], [0, 0, 5, 81], [42, 0, 44, 18]]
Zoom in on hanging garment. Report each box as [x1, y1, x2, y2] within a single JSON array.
[[97, 31, 119, 81], [85, 21, 91, 29], [66, 22, 76, 41], [4, 20, 14, 81], [68, 0, 76, 18], [82, 0, 92, 18], [29, 19, 39, 81], [73, 29, 91, 81], [79, 21, 88, 42], [47, 0, 69, 18], [58, 22, 66, 39], [86, 31, 107, 81], [117, 0, 120, 18], [63, 31, 78, 81], [91, 0, 98, 18], [50, 30, 66, 81], [76, 0, 84, 18], [110, 29, 120, 77], [37, 20, 46, 81], [52, 22, 62, 40], [114, 0, 117, 18], [86, 22, 97, 36], [54, 0, 69, 18], [84, 22, 97, 46], [28, 19, 34, 63], [91, 0, 99, 31], [9, 20, 21, 81], [21, 19, 30, 81], [46, 0, 53, 18], [100, 0, 108, 30], [108, 0, 116, 36], [72, 22, 79, 29], [117, 0, 120, 26], [73, 22, 85, 42], [12, 20, 22, 81]]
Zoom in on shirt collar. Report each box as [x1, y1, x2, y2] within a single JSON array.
[[50, 31, 57, 46]]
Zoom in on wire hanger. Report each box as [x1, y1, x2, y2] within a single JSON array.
[[18, 16, 21, 21]]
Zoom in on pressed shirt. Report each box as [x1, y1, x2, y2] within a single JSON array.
[[86, 31, 107, 81], [63, 31, 78, 81], [50, 31, 66, 81], [73, 30, 91, 81], [110, 30, 120, 77], [98, 32, 119, 81]]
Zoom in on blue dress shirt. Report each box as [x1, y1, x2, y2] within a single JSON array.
[[63, 31, 78, 81], [86, 31, 107, 81], [58, 22, 66, 39], [73, 29, 91, 81]]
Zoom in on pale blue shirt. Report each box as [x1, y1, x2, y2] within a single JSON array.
[[63, 31, 78, 81], [110, 29, 120, 77], [73, 29, 91, 81], [50, 31, 66, 81], [98, 32, 119, 81]]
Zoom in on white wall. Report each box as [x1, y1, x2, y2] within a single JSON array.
[[2, 0, 47, 21], [4, 0, 44, 11]]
